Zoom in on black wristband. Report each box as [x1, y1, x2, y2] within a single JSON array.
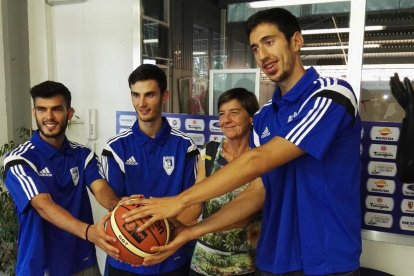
[[85, 224, 92, 241]]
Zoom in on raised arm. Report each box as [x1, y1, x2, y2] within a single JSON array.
[[89, 178, 119, 211], [127, 136, 303, 229], [142, 177, 265, 266], [30, 193, 120, 259]]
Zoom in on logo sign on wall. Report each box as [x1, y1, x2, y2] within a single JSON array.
[[361, 121, 414, 236]]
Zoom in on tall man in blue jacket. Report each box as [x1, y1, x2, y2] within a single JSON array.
[[127, 8, 362, 276]]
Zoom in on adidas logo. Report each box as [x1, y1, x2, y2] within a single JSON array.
[[261, 127, 270, 139], [125, 156, 138, 165], [39, 167, 52, 177]]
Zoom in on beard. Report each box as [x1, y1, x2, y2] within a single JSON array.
[[36, 118, 68, 139]]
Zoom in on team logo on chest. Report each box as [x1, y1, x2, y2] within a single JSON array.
[[163, 156, 175, 175], [70, 167, 80, 186]]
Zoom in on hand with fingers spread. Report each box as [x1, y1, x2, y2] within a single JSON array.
[[389, 73, 414, 183], [390, 73, 414, 115], [87, 214, 120, 260], [123, 196, 185, 231]]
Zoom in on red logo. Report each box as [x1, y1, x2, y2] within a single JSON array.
[[379, 128, 391, 136], [374, 180, 386, 188]]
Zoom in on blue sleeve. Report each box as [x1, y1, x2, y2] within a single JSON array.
[[84, 150, 105, 187], [101, 145, 126, 197], [278, 96, 353, 160], [4, 158, 49, 213], [182, 145, 199, 190]]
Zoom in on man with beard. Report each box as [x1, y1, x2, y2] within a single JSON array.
[[126, 8, 362, 276], [101, 64, 199, 275], [3, 81, 120, 276]]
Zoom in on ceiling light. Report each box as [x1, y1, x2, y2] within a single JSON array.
[[302, 25, 385, 35], [143, 39, 158, 44], [193, 51, 207, 56], [302, 44, 380, 51], [248, 0, 348, 9]]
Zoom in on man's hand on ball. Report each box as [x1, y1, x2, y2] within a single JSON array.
[[88, 213, 120, 259], [142, 225, 194, 266], [122, 196, 185, 231]]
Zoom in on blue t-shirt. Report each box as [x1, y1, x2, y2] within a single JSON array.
[[101, 117, 199, 274], [4, 131, 103, 276], [252, 67, 362, 275]]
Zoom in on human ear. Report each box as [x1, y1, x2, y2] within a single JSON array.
[[291, 31, 304, 51]]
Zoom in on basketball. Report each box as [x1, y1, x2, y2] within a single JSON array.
[[105, 199, 170, 265]]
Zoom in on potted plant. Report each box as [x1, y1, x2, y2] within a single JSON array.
[[0, 127, 31, 274]]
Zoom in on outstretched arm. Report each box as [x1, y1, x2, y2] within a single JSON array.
[[142, 178, 265, 266], [31, 193, 120, 259], [89, 178, 120, 211], [126, 136, 303, 230]]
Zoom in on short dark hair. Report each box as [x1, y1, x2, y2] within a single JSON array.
[[246, 8, 301, 41], [128, 64, 167, 93], [218, 88, 259, 118], [30, 81, 72, 108]]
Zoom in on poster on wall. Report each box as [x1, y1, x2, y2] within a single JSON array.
[[361, 121, 414, 235], [116, 111, 223, 148]]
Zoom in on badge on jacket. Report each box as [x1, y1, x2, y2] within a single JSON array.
[[163, 156, 175, 175]]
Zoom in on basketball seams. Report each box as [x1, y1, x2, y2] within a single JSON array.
[[110, 203, 154, 258], [142, 218, 168, 247], [106, 199, 170, 265], [107, 219, 145, 262], [163, 219, 170, 244]]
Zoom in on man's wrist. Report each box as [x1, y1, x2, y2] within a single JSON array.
[[109, 200, 119, 211], [85, 224, 92, 241], [177, 193, 190, 210]]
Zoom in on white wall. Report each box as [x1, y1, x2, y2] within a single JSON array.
[[28, 0, 139, 271], [361, 240, 414, 275], [0, 1, 7, 144], [26, 1, 414, 275]]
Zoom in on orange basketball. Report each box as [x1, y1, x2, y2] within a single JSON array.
[[105, 199, 170, 265]]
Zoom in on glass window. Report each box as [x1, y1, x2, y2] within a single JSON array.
[[142, 0, 169, 24], [359, 0, 414, 123]]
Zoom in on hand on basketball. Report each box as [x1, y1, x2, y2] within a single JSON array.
[[123, 196, 185, 231], [89, 213, 120, 260], [142, 224, 194, 266]]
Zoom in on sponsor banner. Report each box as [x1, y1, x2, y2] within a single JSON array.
[[166, 117, 181, 129], [209, 119, 221, 132], [369, 126, 400, 142], [209, 134, 224, 142], [364, 212, 393, 228], [367, 161, 397, 177], [119, 114, 136, 127], [368, 144, 397, 159], [185, 118, 205, 132], [403, 184, 414, 197], [116, 112, 223, 148], [365, 195, 394, 211], [361, 121, 414, 237], [366, 178, 395, 194], [400, 216, 414, 232], [186, 133, 205, 146], [401, 199, 414, 214]]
